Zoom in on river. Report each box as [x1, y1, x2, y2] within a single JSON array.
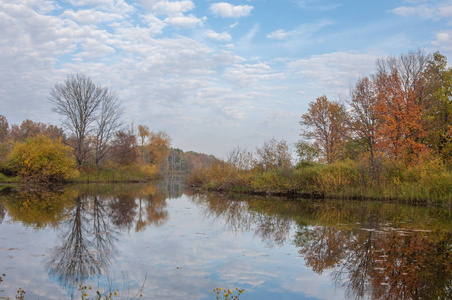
[[0, 180, 451, 299]]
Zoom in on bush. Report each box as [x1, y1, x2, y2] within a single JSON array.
[[8, 135, 78, 182], [318, 159, 359, 194]]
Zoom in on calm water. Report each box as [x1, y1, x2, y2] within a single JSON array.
[[0, 181, 451, 300]]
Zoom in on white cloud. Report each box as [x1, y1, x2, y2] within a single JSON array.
[[390, 2, 452, 20], [205, 29, 232, 42], [68, 0, 134, 14], [62, 9, 124, 25], [266, 19, 333, 43], [164, 14, 204, 28], [210, 2, 253, 18], [267, 29, 295, 40], [37, 1, 59, 14], [78, 38, 116, 59], [223, 62, 284, 88], [288, 51, 378, 96], [389, 5, 435, 19], [433, 30, 452, 50], [151, 0, 194, 15], [143, 13, 167, 35], [438, 5, 452, 18]]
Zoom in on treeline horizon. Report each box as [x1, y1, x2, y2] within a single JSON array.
[[0, 117, 215, 183]]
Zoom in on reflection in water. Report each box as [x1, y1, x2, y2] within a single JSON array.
[[44, 185, 170, 287], [0, 184, 451, 299], [296, 225, 452, 300], [0, 184, 170, 290], [188, 192, 452, 300], [46, 195, 118, 287], [0, 202, 5, 224], [0, 187, 76, 228], [189, 193, 294, 248]]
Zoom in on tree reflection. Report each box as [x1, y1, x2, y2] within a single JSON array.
[[46, 195, 118, 287], [109, 194, 137, 231], [295, 223, 452, 299], [0, 187, 76, 228], [135, 183, 169, 231], [188, 192, 294, 247], [0, 202, 5, 224], [189, 192, 452, 299], [0, 183, 171, 288], [44, 183, 170, 287]]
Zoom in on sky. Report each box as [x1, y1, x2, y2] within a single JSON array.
[[1, 0, 452, 158]]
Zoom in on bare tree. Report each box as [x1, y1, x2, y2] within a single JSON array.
[[49, 73, 122, 165], [94, 95, 123, 166], [255, 138, 292, 171]]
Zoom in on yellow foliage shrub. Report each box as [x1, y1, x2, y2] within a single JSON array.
[[140, 163, 159, 179], [8, 135, 79, 182]]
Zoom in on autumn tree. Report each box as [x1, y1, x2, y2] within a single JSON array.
[[300, 96, 349, 163], [147, 131, 171, 171], [0, 115, 10, 168], [0, 114, 8, 142], [373, 50, 435, 164], [255, 138, 292, 171], [168, 148, 187, 172], [9, 119, 64, 142], [138, 124, 150, 160], [422, 52, 452, 164], [374, 68, 427, 163], [8, 135, 79, 182], [227, 146, 254, 170], [49, 73, 122, 166], [348, 77, 380, 176], [110, 130, 139, 166], [185, 151, 216, 171]]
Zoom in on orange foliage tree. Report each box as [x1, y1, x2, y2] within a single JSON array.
[[300, 95, 349, 163], [374, 69, 428, 164]]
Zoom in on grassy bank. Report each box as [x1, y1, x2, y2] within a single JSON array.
[[0, 163, 165, 185], [72, 164, 162, 183], [0, 172, 20, 183], [186, 159, 452, 205]]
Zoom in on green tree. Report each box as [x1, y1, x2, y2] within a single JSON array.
[[0, 114, 8, 142], [423, 52, 452, 165], [8, 135, 79, 182], [295, 140, 319, 166]]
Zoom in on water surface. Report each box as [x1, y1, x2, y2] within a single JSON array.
[[0, 182, 451, 299]]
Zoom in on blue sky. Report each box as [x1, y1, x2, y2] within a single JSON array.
[[1, 0, 451, 157]]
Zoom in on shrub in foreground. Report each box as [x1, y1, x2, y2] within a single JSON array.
[[8, 135, 78, 182]]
